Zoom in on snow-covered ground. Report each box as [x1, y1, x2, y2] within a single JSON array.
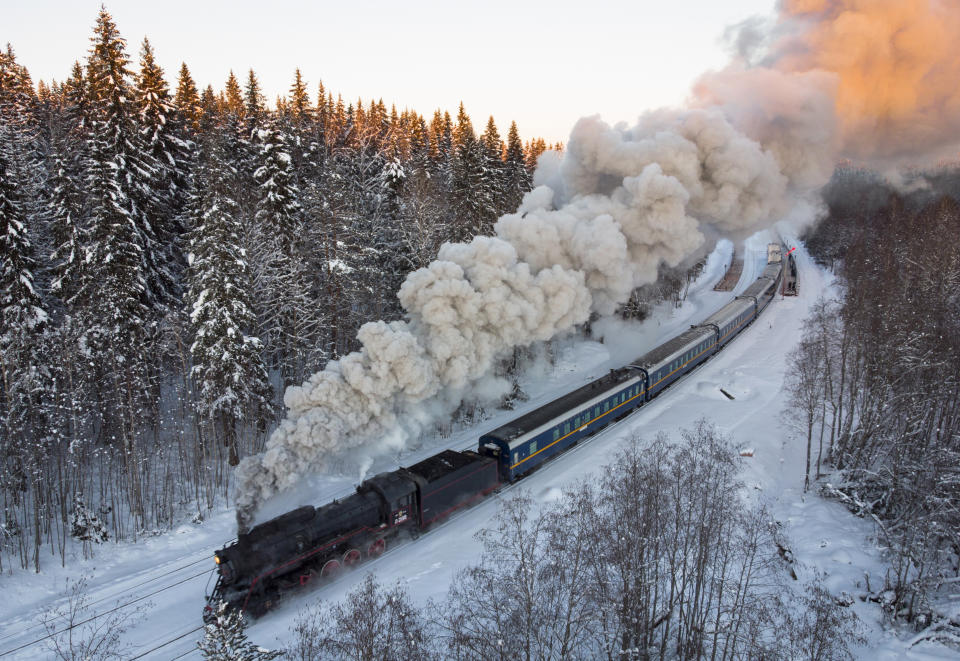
[[0, 234, 954, 660]]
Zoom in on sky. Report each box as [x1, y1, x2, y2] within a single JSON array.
[[5, 0, 775, 145]]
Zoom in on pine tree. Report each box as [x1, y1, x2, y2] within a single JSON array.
[[0, 123, 50, 514], [187, 128, 271, 466], [287, 68, 311, 124], [254, 120, 301, 248], [198, 602, 280, 660], [0, 44, 36, 120], [201, 84, 218, 124], [135, 37, 187, 304], [223, 71, 244, 119], [453, 102, 474, 150], [0, 130, 47, 368], [504, 120, 531, 212], [480, 115, 502, 160], [70, 493, 108, 545], [251, 119, 322, 382], [175, 62, 201, 133], [83, 7, 167, 313], [244, 69, 265, 132], [450, 103, 497, 240], [480, 116, 510, 215], [47, 149, 87, 306]]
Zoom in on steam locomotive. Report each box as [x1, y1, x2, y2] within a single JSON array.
[[205, 255, 783, 621]]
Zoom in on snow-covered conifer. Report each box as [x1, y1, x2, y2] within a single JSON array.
[[47, 150, 86, 306], [187, 128, 271, 465], [254, 120, 301, 248], [287, 68, 311, 125], [0, 122, 50, 518], [223, 71, 245, 119], [504, 120, 530, 211], [174, 62, 202, 134], [83, 7, 167, 315], [197, 601, 280, 660], [449, 103, 497, 241], [70, 493, 108, 545]]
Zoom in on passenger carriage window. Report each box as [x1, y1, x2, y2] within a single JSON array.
[[595, 406, 600, 417], [564, 423, 570, 434], [553, 429, 560, 441], [513, 452, 518, 464], [604, 402, 610, 412], [575, 416, 581, 427]]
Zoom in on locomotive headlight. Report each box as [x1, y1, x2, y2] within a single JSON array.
[[214, 555, 221, 565]]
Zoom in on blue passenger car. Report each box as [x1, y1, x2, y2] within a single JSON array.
[[698, 298, 756, 347], [634, 326, 716, 398], [478, 367, 646, 481]]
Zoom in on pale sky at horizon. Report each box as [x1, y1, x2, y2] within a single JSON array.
[[5, 0, 775, 144]]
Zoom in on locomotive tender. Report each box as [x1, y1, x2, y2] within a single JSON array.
[[206, 254, 783, 620]]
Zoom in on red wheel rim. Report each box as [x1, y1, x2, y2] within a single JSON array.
[[342, 549, 362, 566], [367, 538, 386, 557], [320, 559, 341, 577]]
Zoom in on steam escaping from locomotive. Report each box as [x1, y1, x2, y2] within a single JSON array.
[[235, 0, 960, 529]]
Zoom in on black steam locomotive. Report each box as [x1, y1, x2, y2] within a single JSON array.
[[205, 254, 783, 620], [206, 449, 498, 618]]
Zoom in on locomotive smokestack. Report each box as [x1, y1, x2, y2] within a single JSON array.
[[235, 0, 960, 529]]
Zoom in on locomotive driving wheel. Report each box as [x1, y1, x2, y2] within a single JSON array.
[[367, 537, 386, 558], [320, 558, 342, 578], [342, 548, 362, 567]]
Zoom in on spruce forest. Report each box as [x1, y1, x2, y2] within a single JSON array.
[[0, 8, 576, 572]]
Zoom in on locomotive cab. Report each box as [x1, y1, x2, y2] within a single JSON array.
[[358, 471, 418, 529]]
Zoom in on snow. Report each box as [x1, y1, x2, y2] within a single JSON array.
[[0, 233, 955, 660]]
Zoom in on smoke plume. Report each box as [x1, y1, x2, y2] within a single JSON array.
[[235, 0, 960, 528], [721, 0, 960, 166]]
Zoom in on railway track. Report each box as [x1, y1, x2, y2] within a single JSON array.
[[0, 551, 224, 659]]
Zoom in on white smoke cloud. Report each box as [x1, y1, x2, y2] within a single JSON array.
[[235, 97, 839, 529]]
